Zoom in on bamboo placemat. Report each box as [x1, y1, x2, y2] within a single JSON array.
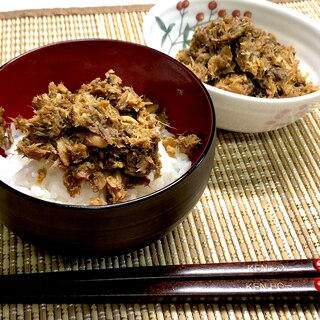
[[0, 1, 320, 319]]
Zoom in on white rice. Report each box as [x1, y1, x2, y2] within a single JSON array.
[[0, 126, 192, 205]]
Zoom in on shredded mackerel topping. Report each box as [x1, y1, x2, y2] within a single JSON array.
[[0, 70, 200, 205], [176, 16, 318, 98]]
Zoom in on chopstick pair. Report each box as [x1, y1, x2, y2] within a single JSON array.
[[0, 258, 319, 303]]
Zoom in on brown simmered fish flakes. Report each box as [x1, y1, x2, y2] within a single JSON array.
[[0, 70, 200, 205], [176, 16, 318, 98]]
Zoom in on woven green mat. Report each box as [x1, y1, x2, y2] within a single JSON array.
[[0, 1, 319, 319]]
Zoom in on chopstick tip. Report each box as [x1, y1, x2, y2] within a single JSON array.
[[313, 259, 320, 272], [314, 278, 320, 292]]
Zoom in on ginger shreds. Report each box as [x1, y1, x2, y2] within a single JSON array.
[[176, 16, 318, 98], [4, 70, 200, 204]]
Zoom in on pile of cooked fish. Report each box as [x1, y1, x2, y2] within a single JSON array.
[[0, 70, 200, 205], [176, 16, 318, 98]]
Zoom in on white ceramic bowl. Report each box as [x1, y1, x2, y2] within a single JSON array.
[[143, 0, 320, 132]]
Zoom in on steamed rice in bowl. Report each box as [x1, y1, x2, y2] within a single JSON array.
[[0, 70, 200, 206], [0, 126, 194, 205]]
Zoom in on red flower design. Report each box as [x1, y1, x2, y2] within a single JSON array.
[[232, 10, 241, 17], [244, 10, 252, 18], [182, 0, 190, 8], [208, 1, 217, 10], [176, 1, 183, 11], [196, 12, 205, 22], [218, 9, 226, 18]]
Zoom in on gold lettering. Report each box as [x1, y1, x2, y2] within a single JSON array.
[[245, 282, 292, 290], [246, 283, 253, 289], [272, 264, 285, 272], [247, 264, 269, 272], [270, 282, 278, 290], [247, 265, 255, 272], [247, 263, 286, 273]]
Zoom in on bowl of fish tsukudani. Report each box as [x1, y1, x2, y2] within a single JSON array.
[[143, 0, 320, 132], [0, 39, 216, 255]]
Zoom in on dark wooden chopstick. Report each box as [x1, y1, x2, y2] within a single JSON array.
[[0, 259, 319, 303], [1, 277, 319, 303]]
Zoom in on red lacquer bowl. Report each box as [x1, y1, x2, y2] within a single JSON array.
[[0, 40, 216, 255]]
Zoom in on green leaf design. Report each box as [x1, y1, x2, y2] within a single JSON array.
[[161, 33, 168, 47], [167, 23, 176, 33], [155, 16, 167, 32], [183, 23, 191, 48]]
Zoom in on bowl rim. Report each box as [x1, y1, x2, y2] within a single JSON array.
[[144, 0, 320, 38], [143, 0, 320, 103], [204, 84, 320, 103], [0, 39, 217, 210]]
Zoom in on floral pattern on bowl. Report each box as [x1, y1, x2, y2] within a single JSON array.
[[265, 103, 314, 131], [153, 0, 252, 55]]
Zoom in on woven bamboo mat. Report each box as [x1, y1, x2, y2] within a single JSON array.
[[0, 1, 320, 319]]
